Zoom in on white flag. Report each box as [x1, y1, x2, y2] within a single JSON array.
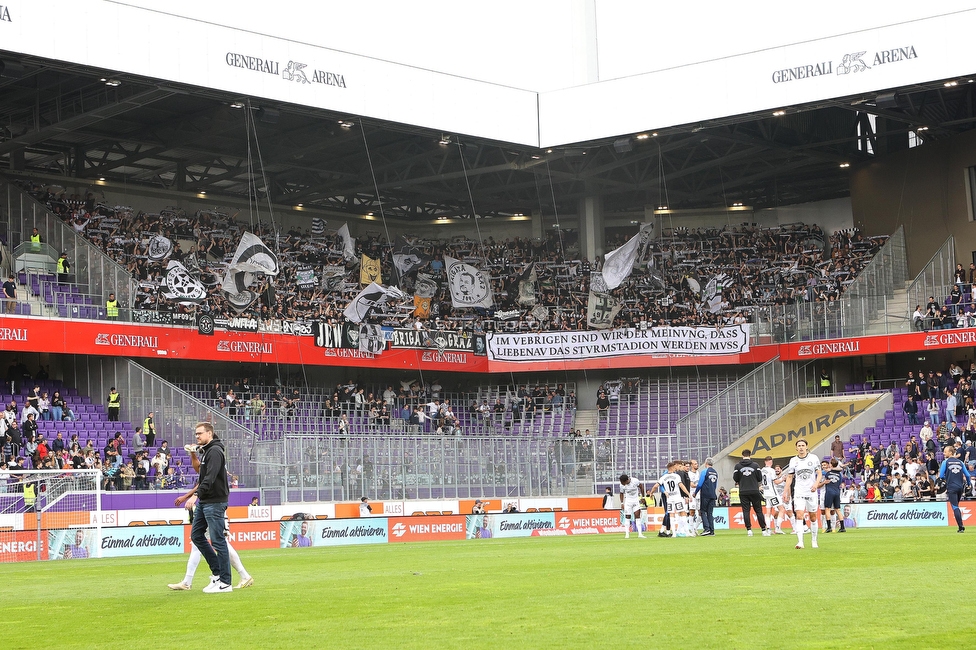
[[586, 291, 621, 329], [343, 282, 390, 323], [337, 223, 357, 263], [601, 224, 653, 290], [445, 255, 493, 309], [359, 324, 386, 354], [228, 232, 279, 275]]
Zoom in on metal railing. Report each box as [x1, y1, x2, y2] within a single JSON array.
[[673, 357, 818, 466], [253, 433, 596, 502], [751, 226, 908, 343], [62, 357, 256, 484], [907, 235, 955, 319], [1, 179, 136, 310]]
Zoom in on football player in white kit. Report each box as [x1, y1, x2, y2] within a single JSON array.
[[657, 462, 691, 537], [687, 459, 702, 533], [761, 457, 787, 534], [618, 473, 646, 538], [782, 439, 823, 549]]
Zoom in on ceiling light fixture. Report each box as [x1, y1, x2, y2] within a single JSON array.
[[636, 134, 649, 140], [916, 126, 929, 132], [945, 81, 958, 87], [772, 110, 786, 116], [229, 101, 245, 109], [104, 79, 121, 87], [839, 162, 850, 168], [438, 135, 452, 146], [657, 205, 668, 210], [297, 203, 303, 207]]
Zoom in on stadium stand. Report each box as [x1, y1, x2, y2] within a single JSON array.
[[13, 180, 889, 333]]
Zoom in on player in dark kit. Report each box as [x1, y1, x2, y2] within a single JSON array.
[[939, 445, 972, 533], [814, 458, 846, 533]]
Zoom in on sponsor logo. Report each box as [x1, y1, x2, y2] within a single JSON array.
[[797, 340, 860, 356], [323, 348, 375, 359], [392, 523, 407, 538], [772, 45, 916, 83], [216, 340, 273, 354], [229, 530, 277, 543], [864, 508, 945, 522], [0, 327, 27, 341], [390, 329, 474, 352], [95, 333, 159, 348], [924, 331, 976, 347], [421, 350, 467, 364], [0, 540, 36, 553], [225, 52, 347, 88]]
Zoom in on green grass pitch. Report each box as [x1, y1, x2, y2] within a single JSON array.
[[4, 528, 971, 649]]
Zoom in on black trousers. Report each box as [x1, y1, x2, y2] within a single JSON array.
[[700, 497, 716, 533], [740, 492, 767, 530]]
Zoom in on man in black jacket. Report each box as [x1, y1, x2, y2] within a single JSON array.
[[176, 421, 231, 593], [733, 449, 768, 536]]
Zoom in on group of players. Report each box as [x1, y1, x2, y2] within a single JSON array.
[[616, 438, 973, 547]]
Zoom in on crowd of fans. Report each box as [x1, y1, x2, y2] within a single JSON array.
[[912, 263, 976, 330], [18, 181, 888, 333]]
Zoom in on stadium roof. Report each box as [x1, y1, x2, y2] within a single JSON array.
[[1, 51, 974, 223]]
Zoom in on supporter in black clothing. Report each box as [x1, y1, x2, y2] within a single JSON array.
[[733, 449, 768, 535]]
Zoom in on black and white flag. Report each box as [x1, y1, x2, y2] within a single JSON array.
[[586, 291, 622, 329], [343, 282, 391, 323], [160, 261, 208, 305], [517, 262, 537, 307], [359, 324, 386, 354], [147, 235, 173, 262], [445, 255, 493, 309], [220, 268, 259, 312], [228, 232, 280, 276], [392, 236, 429, 276], [311, 217, 327, 236]]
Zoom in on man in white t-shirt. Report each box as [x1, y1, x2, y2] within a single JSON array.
[[783, 439, 823, 550], [618, 473, 646, 539]]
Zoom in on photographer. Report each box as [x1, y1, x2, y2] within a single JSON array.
[[472, 499, 486, 514]]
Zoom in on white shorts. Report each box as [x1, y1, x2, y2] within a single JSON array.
[[764, 493, 782, 508], [818, 491, 825, 507], [623, 500, 642, 516], [793, 493, 818, 513], [689, 497, 700, 511], [666, 498, 687, 514]]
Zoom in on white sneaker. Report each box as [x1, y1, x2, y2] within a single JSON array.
[[762, 529, 771, 537], [202, 576, 219, 593], [811, 540, 819, 549], [637, 533, 646, 538], [747, 530, 754, 537], [624, 533, 630, 539], [795, 543, 804, 549], [167, 582, 191, 591], [236, 576, 254, 589], [203, 581, 233, 594]]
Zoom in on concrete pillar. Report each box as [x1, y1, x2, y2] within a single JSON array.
[[9, 147, 25, 171], [530, 213, 543, 240], [578, 194, 604, 264]]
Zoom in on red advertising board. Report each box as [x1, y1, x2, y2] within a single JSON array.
[[4, 313, 975, 371], [387, 516, 467, 543], [0, 531, 47, 562], [543, 510, 630, 536]]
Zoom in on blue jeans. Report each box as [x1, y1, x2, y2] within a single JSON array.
[[190, 502, 231, 586], [51, 406, 63, 421]]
